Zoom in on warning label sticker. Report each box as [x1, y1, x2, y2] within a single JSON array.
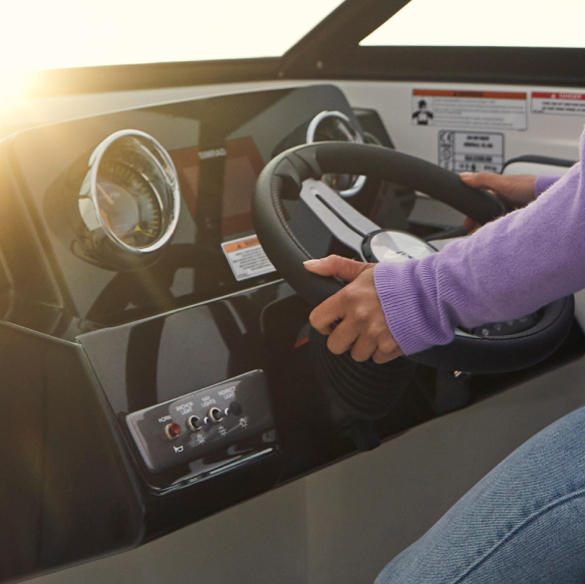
[[221, 235, 276, 282], [532, 91, 585, 116], [412, 89, 527, 131], [438, 131, 504, 173]]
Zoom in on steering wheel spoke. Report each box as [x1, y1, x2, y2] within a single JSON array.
[[300, 177, 380, 256]]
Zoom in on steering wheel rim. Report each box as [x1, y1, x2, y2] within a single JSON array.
[[253, 142, 574, 373]]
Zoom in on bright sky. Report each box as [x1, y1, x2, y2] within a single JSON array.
[[362, 0, 585, 47], [0, 0, 345, 71]]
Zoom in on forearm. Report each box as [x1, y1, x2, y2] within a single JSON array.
[[375, 159, 585, 355]]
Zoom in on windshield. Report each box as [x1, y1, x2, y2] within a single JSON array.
[[2, 0, 343, 72], [361, 0, 585, 48]]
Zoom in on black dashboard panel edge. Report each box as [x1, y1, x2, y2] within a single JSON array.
[[0, 322, 143, 583]]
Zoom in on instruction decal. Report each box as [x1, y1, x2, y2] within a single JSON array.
[[532, 92, 585, 116], [221, 234, 276, 282], [412, 89, 527, 131], [438, 131, 504, 173]]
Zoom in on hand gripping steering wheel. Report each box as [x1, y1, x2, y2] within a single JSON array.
[[253, 142, 574, 374]]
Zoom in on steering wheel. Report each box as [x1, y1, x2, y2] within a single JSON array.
[[253, 142, 574, 374]]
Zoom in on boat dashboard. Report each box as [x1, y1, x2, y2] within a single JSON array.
[[1, 83, 583, 583]]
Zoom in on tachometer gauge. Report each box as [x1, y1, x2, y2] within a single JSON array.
[[77, 130, 180, 269], [306, 110, 366, 198]]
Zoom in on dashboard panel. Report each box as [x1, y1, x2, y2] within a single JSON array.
[[1, 82, 583, 584], [7, 85, 357, 325]]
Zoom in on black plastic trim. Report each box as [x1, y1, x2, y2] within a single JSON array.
[[286, 46, 585, 88], [19, 46, 585, 99], [503, 155, 576, 172], [280, 0, 411, 76]]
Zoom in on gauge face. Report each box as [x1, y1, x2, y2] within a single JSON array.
[[322, 172, 355, 191], [313, 116, 355, 142], [96, 161, 162, 249], [78, 130, 181, 265]]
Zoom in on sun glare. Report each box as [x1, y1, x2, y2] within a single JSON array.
[[0, 0, 342, 102]]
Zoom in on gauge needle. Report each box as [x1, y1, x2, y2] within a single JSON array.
[[133, 224, 155, 238], [96, 183, 115, 206]]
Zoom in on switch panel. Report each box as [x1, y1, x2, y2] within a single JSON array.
[[126, 370, 275, 473]]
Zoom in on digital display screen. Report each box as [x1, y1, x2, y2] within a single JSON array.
[[170, 136, 265, 241]]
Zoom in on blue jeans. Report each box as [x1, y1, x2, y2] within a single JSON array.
[[375, 405, 585, 583]]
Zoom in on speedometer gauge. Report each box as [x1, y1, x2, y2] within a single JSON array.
[[77, 130, 180, 269], [96, 160, 162, 248]]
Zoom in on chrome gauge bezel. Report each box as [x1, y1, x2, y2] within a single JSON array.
[[306, 110, 366, 198], [78, 129, 181, 256]]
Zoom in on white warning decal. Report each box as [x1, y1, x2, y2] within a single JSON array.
[[531, 92, 585, 116], [438, 131, 504, 173], [221, 235, 276, 282], [412, 89, 527, 131]]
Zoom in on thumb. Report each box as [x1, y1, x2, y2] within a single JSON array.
[[304, 255, 372, 282]]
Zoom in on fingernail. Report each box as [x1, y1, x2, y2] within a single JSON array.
[[303, 259, 319, 265], [460, 172, 473, 179]]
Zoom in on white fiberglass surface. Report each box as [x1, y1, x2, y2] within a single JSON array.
[[362, 0, 585, 48]]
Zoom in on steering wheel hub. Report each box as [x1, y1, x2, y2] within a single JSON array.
[[362, 230, 437, 263]]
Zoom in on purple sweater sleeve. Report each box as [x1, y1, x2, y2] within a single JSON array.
[[374, 138, 585, 355], [535, 174, 563, 197]]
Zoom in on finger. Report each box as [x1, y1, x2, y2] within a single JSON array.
[[371, 345, 403, 364], [326, 318, 359, 355], [309, 293, 346, 334], [460, 171, 505, 191], [350, 335, 378, 362], [304, 255, 372, 282], [371, 334, 403, 364], [309, 318, 338, 336]]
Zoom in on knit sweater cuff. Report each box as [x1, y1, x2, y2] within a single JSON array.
[[374, 259, 456, 355]]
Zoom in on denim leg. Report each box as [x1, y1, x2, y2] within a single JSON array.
[[375, 405, 585, 584]]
